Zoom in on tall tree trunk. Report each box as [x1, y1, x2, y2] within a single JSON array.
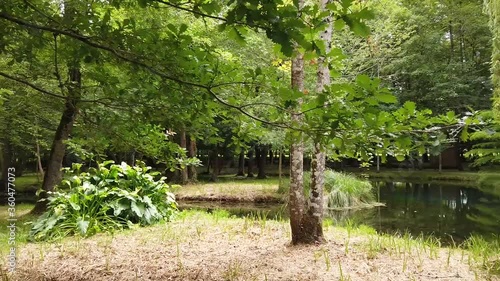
[[32, 68, 80, 214], [187, 136, 198, 182], [302, 0, 333, 243], [236, 151, 245, 176], [289, 0, 306, 243], [278, 148, 283, 186], [257, 145, 267, 179], [247, 149, 254, 178], [449, 20, 454, 63], [179, 130, 188, 184], [289, 0, 332, 244]]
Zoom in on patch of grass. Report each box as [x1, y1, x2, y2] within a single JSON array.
[[463, 234, 500, 275], [3, 209, 497, 280], [8, 174, 40, 193], [0, 204, 37, 255], [176, 178, 283, 203]]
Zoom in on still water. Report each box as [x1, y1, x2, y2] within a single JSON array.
[[179, 182, 500, 244]]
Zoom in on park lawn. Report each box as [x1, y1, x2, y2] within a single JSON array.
[[175, 177, 285, 203], [2, 210, 498, 281], [5, 174, 41, 193], [0, 204, 37, 256]]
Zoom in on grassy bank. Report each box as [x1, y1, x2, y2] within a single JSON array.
[[0, 174, 40, 194], [352, 169, 499, 186], [1, 209, 498, 281], [174, 177, 284, 203]]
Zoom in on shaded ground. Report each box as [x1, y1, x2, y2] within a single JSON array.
[[4, 211, 498, 281]]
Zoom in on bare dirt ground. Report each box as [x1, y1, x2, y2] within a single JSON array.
[[6, 211, 499, 281]]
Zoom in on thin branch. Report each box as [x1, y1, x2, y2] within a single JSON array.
[[23, 0, 60, 25], [0, 71, 66, 100], [0, 12, 297, 130], [152, 0, 268, 30]]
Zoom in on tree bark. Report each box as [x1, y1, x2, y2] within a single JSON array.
[[257, 145, 267, 179], [35, 139, 44, 181], [187, 136, 198, 182], [289, 0, 332, 244], [236, 151, 245, 176], [247, 149, 254, 178], [278, 148, 283, 186], [449, 21, 454, 63], [289, 13, 306, 244], [32, 68, 80, 214], [301, 142, 326, 243], [179, 130, 188, 184], [210, 145, 219, 182]]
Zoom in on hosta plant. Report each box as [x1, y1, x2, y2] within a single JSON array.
[[29, 161, 178, 241]]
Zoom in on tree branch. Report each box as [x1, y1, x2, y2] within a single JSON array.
[[0, 12, 295, 130], [0, 71, 67, 100]]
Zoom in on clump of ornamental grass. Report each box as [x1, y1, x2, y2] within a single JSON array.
[[304, 170, 379, 210]]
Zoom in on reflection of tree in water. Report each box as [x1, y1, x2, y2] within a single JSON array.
[[355, 181, 500, 244]]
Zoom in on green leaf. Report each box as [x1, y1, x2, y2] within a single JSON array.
[[255, 67, 262, 76], [131, 201, 145, 217], [334, 19, 346, 31], [228, 26, 246, 45], [356, 74, 371, 89], [403, 101, 416, 114], [179, 23, 188, 34], [76, 217, 90, 236], [375, 92, 397, 104]]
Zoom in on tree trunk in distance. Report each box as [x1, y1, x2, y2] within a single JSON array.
[[247, 149, 254, 178], [210, 145, 219, 182], [179, 130, 188, 184], [187, 136, 198, 182], [278, 149, 283, 186], [257, 145, 267, 179], [236, 151, 245, 176]]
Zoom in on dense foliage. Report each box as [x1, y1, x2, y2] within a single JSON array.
[[29, 161, 177, 241]]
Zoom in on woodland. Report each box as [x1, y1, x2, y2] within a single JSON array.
[[0, 0, 500, 280]]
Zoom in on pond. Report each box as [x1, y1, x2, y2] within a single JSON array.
[[179, 181, 500, 245]]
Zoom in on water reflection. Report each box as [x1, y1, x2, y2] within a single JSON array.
[[338, 181, 500, 244], [179, 181, 500, 244]]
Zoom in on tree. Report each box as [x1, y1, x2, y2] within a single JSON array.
[[484, 0, 500, 117]]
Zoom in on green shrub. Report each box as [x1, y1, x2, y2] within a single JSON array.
[[29, 161, 178, 241], [305, 170, 376, 209]]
